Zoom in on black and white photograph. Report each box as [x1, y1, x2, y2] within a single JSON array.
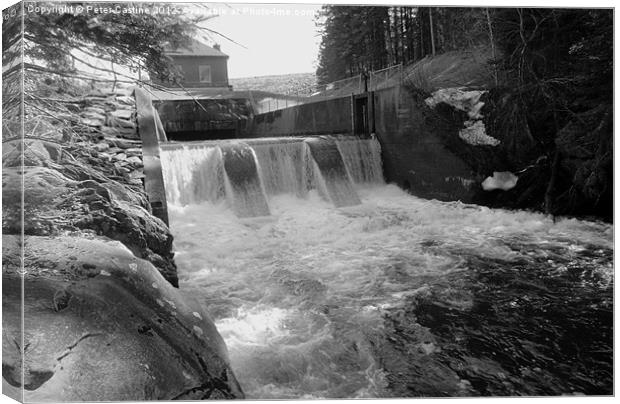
[[0, 0, 615, 401]]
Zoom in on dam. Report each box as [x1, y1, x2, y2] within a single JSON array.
[[137, 88, 613, 398]]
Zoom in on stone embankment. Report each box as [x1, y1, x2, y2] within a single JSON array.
[[2, 87, 244, 400]]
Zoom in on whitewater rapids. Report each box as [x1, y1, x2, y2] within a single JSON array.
[[167, 185, 613, 398]]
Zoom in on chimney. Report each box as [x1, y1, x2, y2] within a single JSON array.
[[213, 43, 221, 51]]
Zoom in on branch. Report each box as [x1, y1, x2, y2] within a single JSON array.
[[69, 53, 142, 84], [74, 45, 147, 72], [194, 25, 248, 49], [24, 63, 136, 83]]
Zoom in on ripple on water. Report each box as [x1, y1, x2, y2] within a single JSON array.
[[169, 185, 613, 398]]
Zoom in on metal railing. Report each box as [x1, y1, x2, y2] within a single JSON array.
[[254, 97, 303, 114], [369, 64, 403, 91], [314, 74, 363, 95], [255, 64, 405, 113]]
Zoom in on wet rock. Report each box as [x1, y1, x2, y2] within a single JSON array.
[[82, 111, 107, 120], [103, 136, 141, 149], [115, 95, 136, 105], [126, 156, 142, 165], [113, 153, 127, 161], [101, 125, 139, 138], [93, 142, 110, 152], [107, 115, 136, 129], [3, 166, 75, 206], [83, 106, 106, 115], [2, 235, 244, 401], [110, 109, 133, 120], [81, 118, 105, 127], [2, 165, 177, 285]]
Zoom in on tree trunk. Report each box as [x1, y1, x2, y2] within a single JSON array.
[[429, 7, 436, 56], [545, 149, 560, 217], [485, 8, 498, 86], [419, 8, 425, 57]]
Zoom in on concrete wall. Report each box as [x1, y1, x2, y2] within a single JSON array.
[[246, 86, 478, 202], [373, 86, 478, 202], [153, 98, 250, 139], [249, 96, 352, 137]]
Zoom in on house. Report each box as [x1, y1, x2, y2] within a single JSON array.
[[156, 39, 230, 89]]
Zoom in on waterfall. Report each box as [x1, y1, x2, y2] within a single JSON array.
[[251, 139, 310, 198], [336, 137, 384, 185], [159, 136, 384, 216], [304, 137, 361, 207], [220, 143, 271, 218], [159, 144, 225, 206]]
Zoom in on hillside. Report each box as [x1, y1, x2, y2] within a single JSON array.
[[230, 72, 317, 97]]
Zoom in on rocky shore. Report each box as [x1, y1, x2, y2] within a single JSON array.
[[2, 86, 244, 400]]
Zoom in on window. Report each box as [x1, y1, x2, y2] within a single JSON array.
[[198, 65, 212, 83]]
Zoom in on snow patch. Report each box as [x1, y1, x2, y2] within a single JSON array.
[[459, 120, 500, 146], [425, 87, 500, 147], [482, 171, 519, 191], [425, 88, 486, 119]]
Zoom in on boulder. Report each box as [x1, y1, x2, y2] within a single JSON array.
[[103, 137, 142, 150], [115, 95, 136, 105], [83, 106, 106, 115], [81, 117, 105, 127], [3, 139, 63, 167], [2, 166, 177, 286], [2, 235, 244, 401], [101, 126, 139, 139], [3, 167, 77, 235], [110, 109, 134, 120], [107, 115, 136, 129]]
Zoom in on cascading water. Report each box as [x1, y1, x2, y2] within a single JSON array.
[[159, 143, 225, 206], [160, 136, 374, 215], [335, 136, 384, 184], [250, 139, 310, 197], [220, 142, 271, 217], [305, 137, 361, 207], [160, 136, 613, 398]]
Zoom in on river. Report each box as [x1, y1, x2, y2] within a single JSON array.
[[161, 138, 613, 398]]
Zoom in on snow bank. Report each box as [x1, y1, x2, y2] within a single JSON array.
[[425, 88, 486, 119], [425, 87, 500, 147], [459, 120, 500, 146]]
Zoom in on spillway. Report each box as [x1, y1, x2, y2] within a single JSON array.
[[160, 136, 381, 216], [220, 142, 271, 217]]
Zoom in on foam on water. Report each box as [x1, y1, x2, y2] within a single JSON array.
[[168, 184, 613, 398]]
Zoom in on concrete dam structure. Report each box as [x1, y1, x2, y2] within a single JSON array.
[[146, 84, 479, 223]]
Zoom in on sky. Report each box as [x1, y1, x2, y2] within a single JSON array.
[[196, 3, 323, 78]]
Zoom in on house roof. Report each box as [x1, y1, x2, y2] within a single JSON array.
[[165, 39, 228, 58]]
